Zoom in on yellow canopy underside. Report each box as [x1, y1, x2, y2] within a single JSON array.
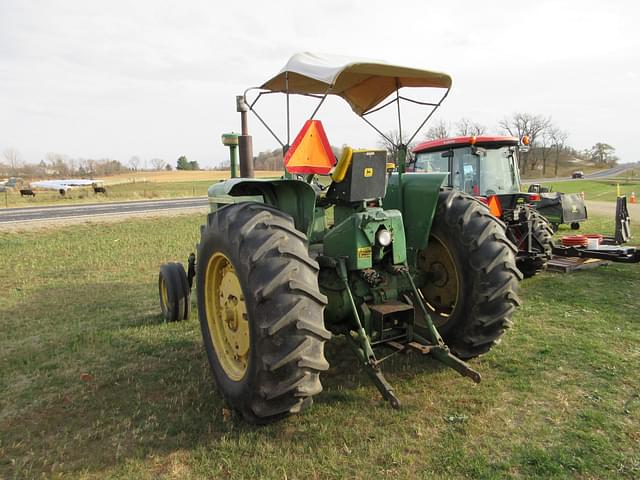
[[260, 53, 452, 116]]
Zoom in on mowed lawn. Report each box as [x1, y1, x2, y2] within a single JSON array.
[[0, 214, 639, 479]]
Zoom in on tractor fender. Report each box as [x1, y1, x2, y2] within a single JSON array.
[[383, 172, 447, 264], [207, 178, 317, 237]]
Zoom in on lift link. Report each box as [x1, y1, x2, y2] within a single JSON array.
[[336, 258, 401, 408], [401, 264, 482, 384]]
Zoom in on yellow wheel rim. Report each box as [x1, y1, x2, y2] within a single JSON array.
[[160, 277, 169, 313], [417, 233, 459, 327], [203, 252, 250, 381]]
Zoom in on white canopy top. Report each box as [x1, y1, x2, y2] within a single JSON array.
[[260, 52, 452, 116]]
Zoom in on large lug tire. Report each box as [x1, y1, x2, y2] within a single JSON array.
[[158, 262, 191, 322], [197, 202, 330, 423], [418, 189, 522, 359], [515, 207, 555, 278]]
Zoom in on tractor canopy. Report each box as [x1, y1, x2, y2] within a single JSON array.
[[260, 52, 452, 116]]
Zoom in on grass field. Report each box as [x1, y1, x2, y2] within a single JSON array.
[[0, 171, 276, 208], [523, 177, 640, 203], [1, 214, 639, 479]]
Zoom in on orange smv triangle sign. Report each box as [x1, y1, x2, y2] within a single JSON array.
[[284, 120, 335, 175]]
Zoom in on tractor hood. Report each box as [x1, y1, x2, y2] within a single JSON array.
[[260, 52, 452, 116]]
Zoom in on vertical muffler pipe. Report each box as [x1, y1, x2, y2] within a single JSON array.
[[236, 95, 255, 178]]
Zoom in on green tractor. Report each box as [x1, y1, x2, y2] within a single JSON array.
[[158, 53, 521, 423]]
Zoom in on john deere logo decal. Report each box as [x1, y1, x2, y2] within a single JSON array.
[[364, 167, 374, 177]]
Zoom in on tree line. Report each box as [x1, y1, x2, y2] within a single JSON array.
[[0, 150, 204, 179], [417, 113, 618, 176], [1, 113, 619, 178]]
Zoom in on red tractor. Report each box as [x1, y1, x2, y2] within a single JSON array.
[[410, 135, 553, 277]]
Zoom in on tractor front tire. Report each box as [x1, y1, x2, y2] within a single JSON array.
[[159, 262, 191, 321], [418, 189, 522, 359], [197, 202, 330, 423]]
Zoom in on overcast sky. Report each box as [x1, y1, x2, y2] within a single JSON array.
[[1, 0, 638, 168]]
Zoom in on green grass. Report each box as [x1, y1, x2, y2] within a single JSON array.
[[1, 214, 639, 479], [525, 178, 640, 202]]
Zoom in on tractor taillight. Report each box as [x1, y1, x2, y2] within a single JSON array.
[[528, 193, 541, 201]]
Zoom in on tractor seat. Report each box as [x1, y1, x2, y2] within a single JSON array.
[[325, 147, 388, 203]]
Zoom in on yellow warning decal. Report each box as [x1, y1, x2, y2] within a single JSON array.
[[364, 167, 374, 177], [357, 247, 372, 259]]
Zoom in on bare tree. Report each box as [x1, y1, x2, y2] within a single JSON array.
[[3, 148, 21, 171], [454, 118, 486, 136], [150, 158, 167, 171], [539, 129, 556, 176], [377, 129, 416, 163], [44, 152, 70, 177], [423, 119, 450, 140], [128, 156, 141, 171], [499, 113, 552, 171], [549, 127, 568, 177], [590, 143, 616, 164]]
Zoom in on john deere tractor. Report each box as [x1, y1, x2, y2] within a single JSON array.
[[158, 53, 521, 423]]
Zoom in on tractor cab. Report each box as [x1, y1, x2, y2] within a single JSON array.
[[412, 136, 523, 198], [412, 136, 555, 276]]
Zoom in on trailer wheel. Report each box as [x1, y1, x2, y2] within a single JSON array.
[[158, 262, 191, 321], [570, 222, 580, 230], [515, 207, 555, 278], [197, 202, 330, 423], [417, 189, 522, 359]]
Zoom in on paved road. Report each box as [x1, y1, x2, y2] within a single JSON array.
[[523, 164, 636, 183], [0, 197, 209, 225]]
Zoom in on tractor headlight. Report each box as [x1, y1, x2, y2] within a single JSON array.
[[376, 229, 392, 247]]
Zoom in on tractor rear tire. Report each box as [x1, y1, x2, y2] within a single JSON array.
[[197, 202, 330, 423], [418, 189, 522, 359], [516, 207, 555, 278], [159, 262, 191, 322]]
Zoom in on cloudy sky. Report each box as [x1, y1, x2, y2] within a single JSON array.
[[1, 0, 638, 168]]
